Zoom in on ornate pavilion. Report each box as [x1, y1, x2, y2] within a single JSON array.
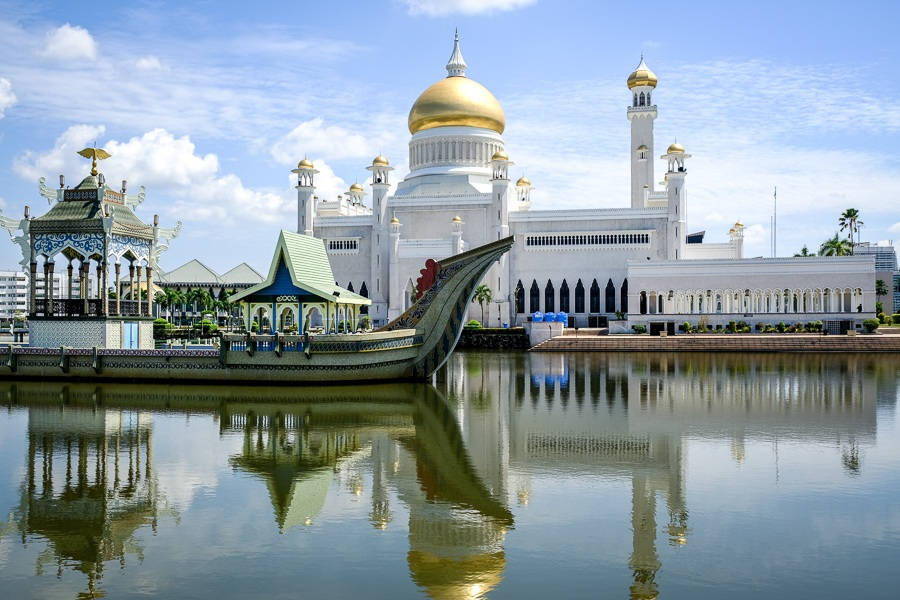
[[230, 230, 370, 334], [2, 147, 180, 348]]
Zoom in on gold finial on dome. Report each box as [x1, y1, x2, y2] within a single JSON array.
[[667, 141, 685, 154], [407, 33, 506, 135], [372, 154, 389, 167], [297, 157, 314, 169], [491, 149, 509, 161], [627, 55, 658, 89], [516, 175, 531, 187]]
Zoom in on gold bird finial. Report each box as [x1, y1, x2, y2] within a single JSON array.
[[77, 144, 112, 176]]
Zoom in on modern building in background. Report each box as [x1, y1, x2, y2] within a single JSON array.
[[853, 242, 898, 312]]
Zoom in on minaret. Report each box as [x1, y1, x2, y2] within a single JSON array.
[[627, 56, 658, 209], [515, 175, 533, 211], [347, 182, 365, 206], [490, 150, 512, 326], [729, 221, 745, 259], [367, 155, 393, 324], [292, 158, 318, 236], [662, 142, 690, 260]]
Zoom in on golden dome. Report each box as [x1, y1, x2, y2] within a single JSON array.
[[372, 154, 389, 167], [297, 158, 314, 169], [636, 144, 648, 151], [627, 57, 658, 89], [491, 150, 509, 161], [451, 215, 462, 223], [389, 216, 400, 225], [349, 182, 364, 192], [667, 141, 685, 154], [515, 176, 531, 187], [408, 76, 506, 135]]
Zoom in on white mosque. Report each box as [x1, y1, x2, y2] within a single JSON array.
[[294, 34, 875, 331]]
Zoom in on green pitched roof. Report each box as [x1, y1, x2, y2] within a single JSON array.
[[32, 189, 153, 239], [231, 231, 370, 305]]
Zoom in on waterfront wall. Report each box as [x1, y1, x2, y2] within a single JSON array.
[[458, 328, 529, 350], [532, 333, 900, 352]]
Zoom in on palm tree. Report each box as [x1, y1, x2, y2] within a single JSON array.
[[838, 208, 863, 248], [794, 245, 814, 257], [876, 279, 889, 298], [819, 233, 853, 256], [473, 284, 492, 325], [155, 290, 169, 318]]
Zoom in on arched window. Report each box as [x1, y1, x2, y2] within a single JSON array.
[[529, 280, 540, 313], [620, 279, 629, 313], [639, 92, 645, 106], [544, 280, 555, 313], [574, 279, 585, 313], [359, 282, 369, 314], [646, 92, 651, 105], [633, 93, 638, 106], [605, 278, 616, 313], [639, 291, 647, 315], [560, 279, 570, 312], [590, 279, 601, 313], [515, 280, 525, 314]]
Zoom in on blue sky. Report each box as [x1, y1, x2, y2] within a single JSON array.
[[0, 0, 898, 273]]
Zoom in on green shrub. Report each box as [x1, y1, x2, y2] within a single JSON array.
[[465, 319, 483, 329], [360, 316, 372, 330], [892, 313, 900, 322], [885, 316, 894, 326], [755, 322, 765, 332], [632, 324, 647, 334], [736, 320, 749, 331], [863, 319, 880, 333], [877, 312, 887, 324], [615, 311, 625, 320], [250, 320, 259, 333]]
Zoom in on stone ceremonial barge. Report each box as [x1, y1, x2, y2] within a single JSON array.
[[0, 234, 513, 383]]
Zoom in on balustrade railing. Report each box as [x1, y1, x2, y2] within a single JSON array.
[[31, 298, 148, 318]]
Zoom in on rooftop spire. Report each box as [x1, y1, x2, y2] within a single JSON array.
[[77, 144, 111, 177], [446, 29, 467, 77]]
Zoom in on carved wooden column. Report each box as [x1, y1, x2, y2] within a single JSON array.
[[136, 266, 143, 312], [115, 262, 121, 315], [146, 267, 153, 317], [29, 260, 37, 316], [101, 260, 109, 316], [46, 261, 55, 314], [128, 264, 135, 310], [67, 262, 73, 302], [81, 262, 90, 314]]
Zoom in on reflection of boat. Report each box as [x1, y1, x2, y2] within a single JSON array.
[[0, 236, 512, 383], [0, 380, 513, 599]]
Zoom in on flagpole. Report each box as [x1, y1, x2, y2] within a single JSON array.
[[773, 186, 777, 257]]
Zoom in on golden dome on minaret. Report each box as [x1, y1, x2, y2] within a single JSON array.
[[408, 32, 506, 135], [667, 141, 685, 154], [372, 154, 389, 167], [349, 182, 364, 192], [627, 56, 658, 89], [515, 175, 531, 187], [297, 158, 315, 169]]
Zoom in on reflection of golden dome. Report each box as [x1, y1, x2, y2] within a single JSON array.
[[372, 154, 389, 167], [349, 182, 364, 192], [451, 215, 462, 223], [297, 158, 315, 169], [515, 176, 531, 187], [491, 150, 508, 161], [666, 142, 685, 154], [627, 57, 658, 89], [408, 551, 505, 600], [409, 76, 506, 135]]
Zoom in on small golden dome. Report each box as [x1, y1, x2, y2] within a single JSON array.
[[372, 154, 389, 167], [451, 215, 462, 223], [408, 75, 506, 134], [389, 216, 400, 225], [667, 142, 685, 154], [491, 149, 509, 161], [349, 182, 364, 192], [636, 144, 648, 151], [515, 175, 531, 187], [627, 57, 658, 89], [734, 220, 744, 228], [297, 158, 314, 169]]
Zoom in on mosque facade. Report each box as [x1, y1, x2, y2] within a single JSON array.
[[295, 35, 875, 329]]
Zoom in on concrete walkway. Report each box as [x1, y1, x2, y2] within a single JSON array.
[[532, 332, 900, 352]]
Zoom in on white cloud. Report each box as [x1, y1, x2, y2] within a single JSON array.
[[889, 222, 900, 233], [271, 118, 373, 163], [404, 0, 537, 16], [40, 23, 97, 61], [0, 78, 15, 118], [135, 55, 162, 70], [15, 125, 292, 227]]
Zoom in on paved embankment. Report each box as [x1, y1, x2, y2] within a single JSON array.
[[531, 333, 900, 352]]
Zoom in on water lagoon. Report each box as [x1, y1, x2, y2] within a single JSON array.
[[0, 352, 898, 599]]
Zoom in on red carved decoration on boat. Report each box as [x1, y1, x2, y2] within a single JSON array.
[[415, 259, 441, 300]]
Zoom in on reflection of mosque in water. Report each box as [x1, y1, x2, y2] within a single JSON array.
[[0, 353, 892, 599], [0, 388, 158, 599], [438, 351, 889, 599]]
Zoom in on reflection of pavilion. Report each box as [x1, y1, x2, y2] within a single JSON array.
[[1, 401, 158, 598]]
